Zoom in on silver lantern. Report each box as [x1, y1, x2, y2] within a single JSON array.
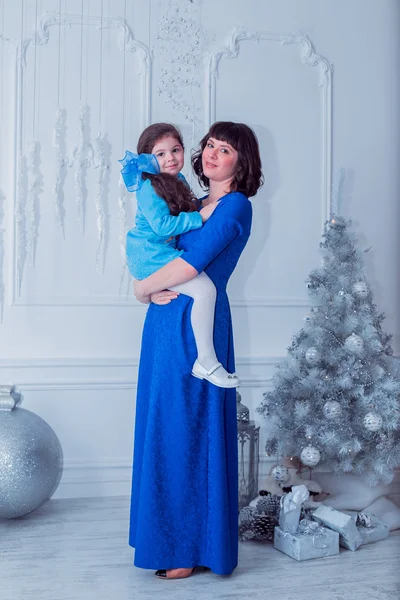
[[237, 390, 260, 509]]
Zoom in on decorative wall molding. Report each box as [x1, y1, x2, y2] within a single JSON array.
[[206, 27, 333, 227], [10, 294, 310, 307], [10, 11, 152, 306], [0, 355, 276, 390], [18, 12, 151, 74], [54, 457, 400, 502], [0, 355, 280, 369]]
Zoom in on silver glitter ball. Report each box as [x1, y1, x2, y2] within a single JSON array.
[[0, 391, 63, 519]]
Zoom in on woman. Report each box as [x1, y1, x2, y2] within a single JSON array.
[[130, 121, 263, 579]]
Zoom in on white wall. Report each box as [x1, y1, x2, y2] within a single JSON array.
[[0, 0, 399, 501]]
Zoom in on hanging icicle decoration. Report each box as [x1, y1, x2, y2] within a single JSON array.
[[53, 108, 68, 236], [117, 174, 129, 296], [331, 167, 346, 216], [16, 155, 29, 295], [93, 132, 109, 271], [72, 104, 93, 231], [26, 141, 43, 267]]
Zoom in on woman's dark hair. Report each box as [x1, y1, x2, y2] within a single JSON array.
[[137, 123, 197, 215], [191, 122, 264, 198]]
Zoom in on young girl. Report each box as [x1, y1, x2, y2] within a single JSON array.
[[119, 122, 239, 388]]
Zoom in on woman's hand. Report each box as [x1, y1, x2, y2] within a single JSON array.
[[133, 280, 151, 304], [150, 290, 180, 305], [199, 202, 218, 223]]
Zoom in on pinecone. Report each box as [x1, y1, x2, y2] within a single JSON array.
[[239, 505, 256, 524], [251, 514, 277, 541], [238, 520, 257, 541], [255, 493, 281, 518]]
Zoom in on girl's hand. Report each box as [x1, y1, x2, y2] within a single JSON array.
[[133, 280, 151, 304], [199, 202, 218, 223], [150, 290, 180, 305]]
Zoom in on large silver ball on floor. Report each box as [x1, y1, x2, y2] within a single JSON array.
[[0, 388, 63, 519]]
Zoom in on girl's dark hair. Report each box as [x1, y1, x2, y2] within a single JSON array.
[[137, 123, 197, 215], [191, 122, 264, 198]]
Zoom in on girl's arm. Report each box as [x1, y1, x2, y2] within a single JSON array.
[[138, 180, 204, 237]]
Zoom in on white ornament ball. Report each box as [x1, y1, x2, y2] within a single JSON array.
[[353, 281, 369, 299], [364, 412, 383, 432], [372, 364, 386, 380], [305, 347, 320, 364], [344, 333, 364, 354], [300, 445, 321, 467], [323, 400, 342, 420], [271, 465, 290, 484]]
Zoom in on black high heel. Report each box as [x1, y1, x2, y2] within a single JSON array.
[[154, 566, 210, 579]]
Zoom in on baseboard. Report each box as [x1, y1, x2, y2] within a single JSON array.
[[53, 457, 400, 507], [53, 459, 133, 499]]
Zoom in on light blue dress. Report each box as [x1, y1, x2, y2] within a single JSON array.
[[126, 174, 203, 279], [129, 191, 253, 575]]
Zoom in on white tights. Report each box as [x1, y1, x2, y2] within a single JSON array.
[[169, 272, 219, 371]]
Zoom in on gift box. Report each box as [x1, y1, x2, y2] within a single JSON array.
[[312, 505, 363, 551], [344, 511, 390, 545], [279, 485, 310, 534], [274, 521, 339, 561]]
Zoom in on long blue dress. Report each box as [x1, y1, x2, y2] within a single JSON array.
[[129, 191, 252, 575]]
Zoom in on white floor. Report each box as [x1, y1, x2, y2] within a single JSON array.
[[1, 496, 399, 600]]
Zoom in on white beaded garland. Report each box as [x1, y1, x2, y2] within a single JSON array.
[[363, 412, 383, 432], [305, 346, 320, 364], [323, 400, 342, 420], [300, 445, 321, 467], [271, 465, 290, 484], [344, 333, 364, 354]]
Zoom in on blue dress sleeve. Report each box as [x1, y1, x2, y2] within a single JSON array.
[[181, 193, 252, 273], [137, 179, 203, 237]]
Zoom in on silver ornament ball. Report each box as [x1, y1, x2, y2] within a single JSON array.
[[305, 346, 320, 364], [300, 445, 321, 467], [0, 394, 63, 519], [323, 400, 342, 420], [344, 333, 364, 354], [353, 281, 369, 299], [271, 465, 290, 484], [363, 412, 383, 432]]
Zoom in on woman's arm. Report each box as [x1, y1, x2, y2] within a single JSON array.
[[134, 195, 251, 303], [134, 257, 197, 302]]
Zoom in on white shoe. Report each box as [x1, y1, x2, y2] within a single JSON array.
[[191, 360, 240, 389]]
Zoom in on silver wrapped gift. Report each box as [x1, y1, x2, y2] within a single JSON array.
[[274, 520, 339, 561], [312, 505, 363, 551], [279, 485, 310, 534], [345, 511, 390, 545]]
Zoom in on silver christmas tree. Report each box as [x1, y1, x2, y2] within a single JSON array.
[[257, 215, 400, 485]]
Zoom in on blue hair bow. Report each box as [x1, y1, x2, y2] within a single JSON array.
[[118, 150, 160, 192]]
